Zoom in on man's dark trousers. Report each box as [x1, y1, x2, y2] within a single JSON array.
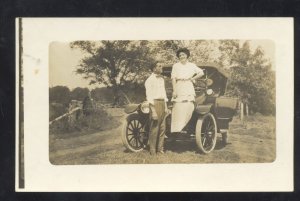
[[149, 99, 166, 154]]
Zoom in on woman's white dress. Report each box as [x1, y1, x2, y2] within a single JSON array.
[[171, 62, 203, 132]]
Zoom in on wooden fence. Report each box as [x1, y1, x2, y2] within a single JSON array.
[[49, 99, 117, 126]]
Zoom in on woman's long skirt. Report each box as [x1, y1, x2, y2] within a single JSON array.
[[171, 101, 194, 133]]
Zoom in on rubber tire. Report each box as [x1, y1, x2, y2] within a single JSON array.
[[195, 113, 217, 154], [121, 113, 148, 152]]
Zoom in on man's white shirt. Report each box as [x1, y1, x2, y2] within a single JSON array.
[[144, 73, 168, 105]]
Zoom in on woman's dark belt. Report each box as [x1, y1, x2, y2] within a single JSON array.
[[154, 99, 165, 101]]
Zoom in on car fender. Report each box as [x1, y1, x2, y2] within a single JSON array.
[[124, 104, 140, 114], [195, 104, 213, 115]]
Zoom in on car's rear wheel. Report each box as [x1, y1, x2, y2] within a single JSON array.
[[195, 113, 217, 154], [121, 113, 149, 152]]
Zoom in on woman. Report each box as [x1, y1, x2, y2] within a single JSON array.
[[171, 48, 204, 133]]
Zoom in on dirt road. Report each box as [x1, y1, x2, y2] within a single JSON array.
[[49, 109, 275, 165]]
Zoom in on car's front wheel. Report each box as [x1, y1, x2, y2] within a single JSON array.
[[195, 113, 217, 154], [121, 113, 149, 152]]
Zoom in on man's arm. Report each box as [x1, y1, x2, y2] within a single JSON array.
[[145, 78, 158, 120], [145, 78, 154, 105]]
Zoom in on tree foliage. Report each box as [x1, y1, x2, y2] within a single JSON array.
[[71, 40, 154, 87], [91, 84, 145, 105], [70, 40, 156, 104], [70, 40, 275, 115], [219, 41, 275, 115], [148, 40, 219, 65], [49, 86, 71, 106], [70, 87, 89, 101]]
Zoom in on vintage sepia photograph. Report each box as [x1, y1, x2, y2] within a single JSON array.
[[49, 40, 276, 165], [16, 18, 293, 192]]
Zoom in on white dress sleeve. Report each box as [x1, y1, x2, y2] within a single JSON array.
[[193, 63, 204, 76], [171, 63, 177, 79]]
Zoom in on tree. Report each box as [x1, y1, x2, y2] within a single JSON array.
[[219, 41, 275, 115], [187, 40, 220, 64], [70, 40, 155, 104], [70, 87, 89, 101], [218, 40, 240, 68], [49, 86, 71, 106], [148, 40, 219, 65]]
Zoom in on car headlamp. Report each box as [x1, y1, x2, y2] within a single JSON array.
[[206, 89, 214, 95], [140, 101, 150, 113]]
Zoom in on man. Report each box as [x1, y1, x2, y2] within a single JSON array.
[[145, 61, 168, 155]]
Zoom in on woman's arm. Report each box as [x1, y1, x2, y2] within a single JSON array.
[[172, 78, 177, 98], [190, 71, 204, 82], [171, 64, 177, 98], [190, 66, 204, 82]]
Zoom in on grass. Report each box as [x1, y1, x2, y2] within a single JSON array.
[[230, 114, 276, 140], [49, 112, 276, 165]]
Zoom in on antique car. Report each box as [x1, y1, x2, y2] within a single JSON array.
[[121, 63, 238, 154]]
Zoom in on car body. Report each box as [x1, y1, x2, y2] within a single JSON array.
[[121, 63, 238, 154]]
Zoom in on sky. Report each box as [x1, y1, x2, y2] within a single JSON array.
[[49, 40, 275, 89], [49, 42, 103, 90]]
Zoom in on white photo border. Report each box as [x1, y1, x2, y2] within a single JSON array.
[[16, 18, 294, 192]]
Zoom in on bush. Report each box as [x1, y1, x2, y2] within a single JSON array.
[[49, 116, 71, 134], [91, 88, 114, 102], [78, 108, 119, 131], [49, 106, 120, 135], [49, 103, 68, 121]]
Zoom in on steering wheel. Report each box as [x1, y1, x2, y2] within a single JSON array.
[[194, 78, 213, 90]]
